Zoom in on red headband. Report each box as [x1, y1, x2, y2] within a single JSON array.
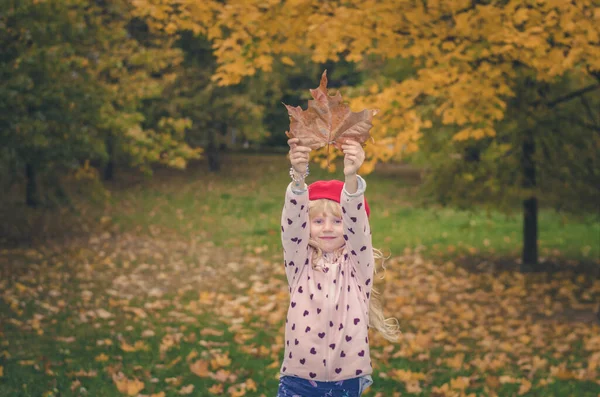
[[308, 180, 370, 217]]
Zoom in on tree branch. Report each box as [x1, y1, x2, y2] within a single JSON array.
[[544, 83, 600, 108], [580, 94, 599, 126]]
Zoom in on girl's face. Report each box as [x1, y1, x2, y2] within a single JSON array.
[[310, 211, 345, 253]]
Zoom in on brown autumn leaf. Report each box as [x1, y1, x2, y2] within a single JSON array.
[[284, 70, 377, 155], [189, 359, 210, 378], [112, 372, 145, 396], [178, 384, 195, 395]]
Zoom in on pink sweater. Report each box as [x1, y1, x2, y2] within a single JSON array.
[[279, 176, 375, 382]]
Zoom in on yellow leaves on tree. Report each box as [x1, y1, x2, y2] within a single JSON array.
[[132, 0, 600, 172]]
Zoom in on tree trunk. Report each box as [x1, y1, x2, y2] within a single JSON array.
[[104, 131, 115, 181], [25, 162, 39, 208], [521, 129, 539, 271], [206, 129, 220, 172]]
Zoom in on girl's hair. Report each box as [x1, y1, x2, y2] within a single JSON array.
[[308, 199, 401, 342]]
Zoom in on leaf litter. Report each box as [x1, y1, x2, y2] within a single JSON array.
[[1, 230, 599, 396]]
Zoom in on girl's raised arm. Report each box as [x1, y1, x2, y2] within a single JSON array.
[[341, 141, 375, 299], [281, 138, 311, 290], [341, 176, 375, 300]]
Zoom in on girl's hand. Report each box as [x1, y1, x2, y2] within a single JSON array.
[[342, 140, 365, 176], [288, 138, 311, 174]]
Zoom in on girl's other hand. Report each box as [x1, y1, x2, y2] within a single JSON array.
[[341, 140, 365, 176], [288, 138, 311, 174]]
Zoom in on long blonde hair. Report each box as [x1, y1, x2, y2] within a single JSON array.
[[308, 199, 400, 342]]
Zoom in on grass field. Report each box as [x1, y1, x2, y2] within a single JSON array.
[[0, 152, 599, 396]]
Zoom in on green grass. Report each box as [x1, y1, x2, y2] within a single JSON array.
[[1, 152, 599, 396], [106, 152, 599, 263]]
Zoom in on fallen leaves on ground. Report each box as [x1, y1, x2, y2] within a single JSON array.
[[1, 233, 599, 395]]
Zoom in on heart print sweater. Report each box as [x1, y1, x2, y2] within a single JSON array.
[[279, 176, 375, 382]]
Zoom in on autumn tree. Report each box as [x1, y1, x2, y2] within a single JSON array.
[[133, 0, 600, 269], [0, 0, 200, 207], [165, 32, 277, 172], [88, 3, 201, 181]]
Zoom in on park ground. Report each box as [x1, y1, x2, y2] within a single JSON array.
[[0, 152, 599, 396]]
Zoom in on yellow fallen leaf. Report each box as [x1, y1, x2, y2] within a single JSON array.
[[486, 376, 500, 389], [201, 328, 224, 336], [531, 356, 548, 372], [121, 340, 149, 352], [211, 353, 231, 370], [96, 309, 113, 319], [427, 292, 441, 304], [588, 352, 600, 372], [112, 372, 145, 396], [228, 385, 246, 397], [245, 379, 257, 392], [499, 342, 514, 352], [390, 369, 427, 382], [434, 331, 448, 341], [165, 377, 182, 386], [431, 383, 451, 394], [95, 353, 109, 362], [150, 393, 166, 397], [199, 291, 215, 304], [459, 310, 475, 321], [518, 335, 531, 345], [208, 384, 224, 394], [499, 375, 519, 384], [267, 360, 280, 369], [190, 360, 210, 378], [71, 380, 85, 392], [449, 376, 470, 390], [0, 365, 3, 377], [124, 307, 147, 318], [446, 354, 465, 369], [552, 367, 577, 380], [55, 336, 76, 343], [68, 370, 98, 377], [519, 379, 532, 395], [210, 369, 231, 382], [186, 351, 199, 363], [164, 357, 181, 369], [178, 384, 194, 395], [160, 334, 178, 355], [405, 380, 422, 394]]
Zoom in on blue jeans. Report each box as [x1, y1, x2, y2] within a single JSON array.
[[277, 375, 373, 397]]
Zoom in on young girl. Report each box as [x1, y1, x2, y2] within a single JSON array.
[[278, 138, 400, 396]]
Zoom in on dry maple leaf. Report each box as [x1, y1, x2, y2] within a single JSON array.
[[178, 384, 195, 395], [284, 70, 377, 159], [189, 359, 210, 378], [112, 372, 145, 396]]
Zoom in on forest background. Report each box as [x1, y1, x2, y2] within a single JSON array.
[[0, 1, 599, 396]]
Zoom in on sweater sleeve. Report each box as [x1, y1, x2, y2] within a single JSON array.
[[341, 175, 375, 299], [281, 182, 310, 289]]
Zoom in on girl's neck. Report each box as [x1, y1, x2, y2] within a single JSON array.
[[322, 246, 345, 259]]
